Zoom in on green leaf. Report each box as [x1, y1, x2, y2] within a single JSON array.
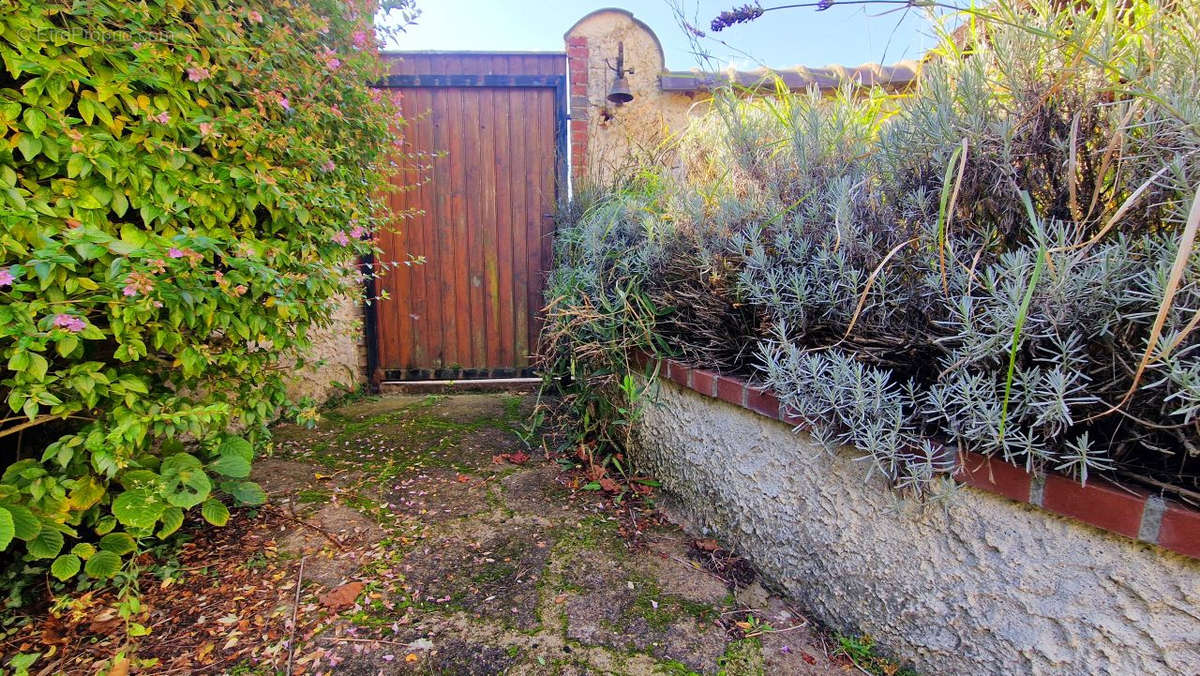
[[8, 652, 39, 673], [217, 435, 254, 462], [26, 527, 64, 559], [161, 466, 211, 508], [200, 499, 229, 526], [50, 554, 81, 581], [229, 481, 266, 506], [16, 134, 42, 161], [119, 223, 148, 248], [57, 334, 79, 357], [157, 506, 184, 539], [99, 532, 136, 555], [84, 550, 121, 579], [68, 477, 105, 511], [128, 622, 151, 637], [5, 505, 40, 541], [94, 516, 117, 536], [111, 488, 165, 529], [208, 454, 250, 478], [72, 542, 96, 560], [22, 108, 46, 137], [0, 507, 13, 551]]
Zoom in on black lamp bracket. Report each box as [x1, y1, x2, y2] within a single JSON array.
[[605, 42, 635, 78]]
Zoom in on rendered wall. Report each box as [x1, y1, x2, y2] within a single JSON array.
[[284, 292, 365, 404], [633, 378, 1200, 675], [565, 9, 702, 187]]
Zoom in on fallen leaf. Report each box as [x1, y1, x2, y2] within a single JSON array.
[[598, 477, 620, 493], [492, 452, 530, 465], [108, 657, 130, 676], [405, 653, 419, 663], [87, 608, 122, 635], [695, 538, 721, 552], [319, 581, 365, 610]]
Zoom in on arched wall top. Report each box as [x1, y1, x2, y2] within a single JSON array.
[[563, 7, 666, 72]]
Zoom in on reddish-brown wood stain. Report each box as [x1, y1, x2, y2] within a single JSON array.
[[375, 53, 564, 373]]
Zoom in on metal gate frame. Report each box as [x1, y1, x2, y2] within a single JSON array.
[[364, 64, 569, 387]]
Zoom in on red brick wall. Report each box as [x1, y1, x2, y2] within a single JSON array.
[[566, 36, 589, 184]]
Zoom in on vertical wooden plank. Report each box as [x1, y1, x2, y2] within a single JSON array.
[[507, 80, 530, 368], [430, 86, 456, 369], [408, 87, 430, 370], [425, 87, 447, 369], [491, 55, 515, 368], [523, 56, 547, 350], [388, 87, 414, 371], [444, 84, 471, 369], [538, 86, 557, 345], [477, 92, 502, 367], [461, 86, 487, 368]]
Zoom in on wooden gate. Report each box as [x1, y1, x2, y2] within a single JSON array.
[[368, 52, 567, 382]]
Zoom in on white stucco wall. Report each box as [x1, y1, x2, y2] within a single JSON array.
[[632, 378, 1200, 675]]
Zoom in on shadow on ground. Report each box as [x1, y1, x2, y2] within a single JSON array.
[[1, 392, 864, 675], [260, 391, 851, 675]]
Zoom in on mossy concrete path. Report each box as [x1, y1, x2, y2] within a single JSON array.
[[261, 392, 845, 675]]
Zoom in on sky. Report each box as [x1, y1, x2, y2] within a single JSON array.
[[383, 1, 949, 71]]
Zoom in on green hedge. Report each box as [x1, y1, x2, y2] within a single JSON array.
[[0, 0, 412, 586]]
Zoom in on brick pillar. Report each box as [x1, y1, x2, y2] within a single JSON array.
[[566, 36, 590, 185]]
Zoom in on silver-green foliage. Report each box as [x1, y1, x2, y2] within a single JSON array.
[[551, 0, 1200, 490]]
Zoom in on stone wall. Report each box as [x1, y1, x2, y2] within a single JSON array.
[[283, 292, 366, 404], [632, 375, 1200, 675]]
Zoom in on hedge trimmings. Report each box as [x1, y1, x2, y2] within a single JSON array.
[[0, 0, 415, 586]]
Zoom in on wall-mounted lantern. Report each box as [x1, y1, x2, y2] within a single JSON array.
[[606, 42, 634, 104]]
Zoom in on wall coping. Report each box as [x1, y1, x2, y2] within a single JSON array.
[[641, 355, 1200, 560]]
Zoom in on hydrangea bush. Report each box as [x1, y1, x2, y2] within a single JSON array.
[[0, 0, 414, 585]]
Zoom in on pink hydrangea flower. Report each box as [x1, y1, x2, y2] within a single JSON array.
[[168, 248, 185, 258], [352, 30, 369, 49], [349, 225, 366, 239], [321, 160, 336, 172], [187, 66, 210, 82], [332, 231, 350, 246], [198, 122, 216, 137], [248, 9, 263, 23], [53, 314, 86, 333], [278, 95, 292, 112], [326, 56, 341, 71], [154, 111, 170, 124], [0, 268, 14, 287]]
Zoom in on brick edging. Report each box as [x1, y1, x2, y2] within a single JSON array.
[[642, 355, 1200, 560]]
